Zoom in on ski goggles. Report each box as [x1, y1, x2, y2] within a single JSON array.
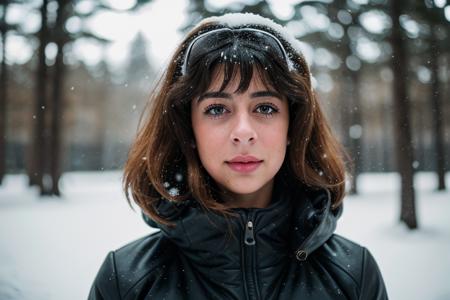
[[180, 27, 295, 75]]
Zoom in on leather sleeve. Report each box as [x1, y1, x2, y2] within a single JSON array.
[[88, 252, 121, 300], [359, 248, 388, 300]]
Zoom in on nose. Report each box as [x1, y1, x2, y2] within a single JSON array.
[[230, 112, 257, 145]]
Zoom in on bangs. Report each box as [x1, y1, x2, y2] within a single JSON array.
[[206, 62, 275, 95], [184, 35, 291, 98]]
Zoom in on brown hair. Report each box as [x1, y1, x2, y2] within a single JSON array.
[[123, 19, 348, 225]]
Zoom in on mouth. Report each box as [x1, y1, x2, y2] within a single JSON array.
[[225, 156, 263, 173]]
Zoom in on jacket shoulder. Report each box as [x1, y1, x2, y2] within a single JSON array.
[[88, 231, 175, 300], [315, 234, 388, 299]]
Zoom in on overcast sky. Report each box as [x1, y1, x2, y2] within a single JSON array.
[[4, 0, 450, 71], [5, 0, 303, 69]]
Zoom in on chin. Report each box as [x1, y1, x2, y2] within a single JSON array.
[[222, 180, 266, 195]]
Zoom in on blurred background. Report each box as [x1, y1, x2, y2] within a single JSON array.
[[1, 0, 449, 224], [0, 0, 449, 299]]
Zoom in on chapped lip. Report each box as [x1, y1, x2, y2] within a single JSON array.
[[226, 155, 263, 163]]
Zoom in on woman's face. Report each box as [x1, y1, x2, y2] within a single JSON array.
[[191, 70, 290, 204]]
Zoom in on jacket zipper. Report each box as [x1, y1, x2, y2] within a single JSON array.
[[242, 211, 261, 300]]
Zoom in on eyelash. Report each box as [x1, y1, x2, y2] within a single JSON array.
[[203, 103, 279, 118]]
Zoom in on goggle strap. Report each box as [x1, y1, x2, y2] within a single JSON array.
[[180, 27, 296, 76]]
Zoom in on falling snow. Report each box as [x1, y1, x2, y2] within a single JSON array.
[[175, 173, 183, 182], [168, 187, 179, 197]]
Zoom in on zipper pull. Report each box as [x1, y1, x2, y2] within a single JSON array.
[[244, 221, 256, 246]]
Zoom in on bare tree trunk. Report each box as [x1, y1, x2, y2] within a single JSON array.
[[415, 102, 425, 171], [49, 51, 63, 196], [349, 70, 362, 194], [339, 73, 352, 178], [389, 0, 418, 229], [429, 26, 446, 191], [29, 0, 49, 195], [337, 26, 363, 194], [0, 2, 8, 185], [48, 0, 70, 196], [96, 68, 109, 171], [339, 77, 351, 148]]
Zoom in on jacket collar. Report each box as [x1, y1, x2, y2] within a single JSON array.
[[143, 174, 342, 266]]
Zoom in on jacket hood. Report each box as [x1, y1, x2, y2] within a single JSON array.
[[143, 174, 343, 264]]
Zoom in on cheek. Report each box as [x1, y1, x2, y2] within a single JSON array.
[[193, 120, 222, 148], [262, 116, 289, 143], [196, 130, 217, 161], [265, 125, 288, 141], [191, 115, 224, 168], [263, 130, 288, 162]]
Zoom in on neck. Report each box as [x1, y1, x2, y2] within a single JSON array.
[[220, 179, 274, 208]]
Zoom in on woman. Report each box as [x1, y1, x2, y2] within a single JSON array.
[[89, 13, 388, 300]]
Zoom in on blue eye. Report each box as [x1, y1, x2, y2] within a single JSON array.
[[255, 104, 278, 115], [204, 104, 228, 117]]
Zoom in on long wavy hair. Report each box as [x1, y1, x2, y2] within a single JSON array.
[[123, 17, 348, 225]]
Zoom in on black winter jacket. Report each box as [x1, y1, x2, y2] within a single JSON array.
[[89, 176, 388, 299]]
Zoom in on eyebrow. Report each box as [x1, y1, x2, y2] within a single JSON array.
[[197, 90, 283, 102]]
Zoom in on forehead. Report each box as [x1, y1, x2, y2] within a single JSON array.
[[205, 64, 276, 93]]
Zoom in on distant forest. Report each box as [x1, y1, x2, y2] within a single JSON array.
[[1, 0, 449, 229]]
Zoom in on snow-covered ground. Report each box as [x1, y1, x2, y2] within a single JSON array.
[[0, 171, 449, 300]]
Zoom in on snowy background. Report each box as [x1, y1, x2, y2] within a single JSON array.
[[0, 171, 449, 300]]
